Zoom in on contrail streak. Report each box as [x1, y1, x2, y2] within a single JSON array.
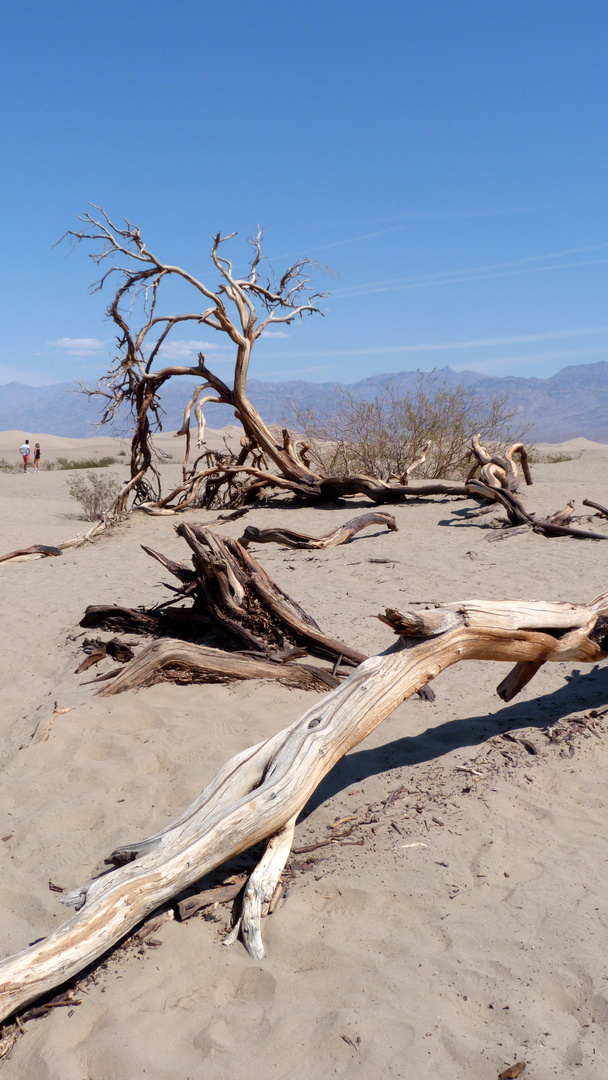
[[288, 326, 608, 359], [333, 246, 608, 298]]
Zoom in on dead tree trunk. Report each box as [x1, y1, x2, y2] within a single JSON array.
[[146, 523, 367, 665], [81, 526, 367, 681], [0, 590, 607, 1021]]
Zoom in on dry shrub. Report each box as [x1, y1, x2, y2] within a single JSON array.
[[293, 372, 521, 481], [67, 471, 123, 520], [45, 456, 117, 471]]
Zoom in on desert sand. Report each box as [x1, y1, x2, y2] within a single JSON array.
[[1, 429, 608, 1079]]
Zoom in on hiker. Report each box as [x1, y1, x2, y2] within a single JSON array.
[[19, 439, 31, 473], [33, 443, 41, 472]]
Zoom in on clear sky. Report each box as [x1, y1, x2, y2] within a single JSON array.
[[1, 0, 606, 388]]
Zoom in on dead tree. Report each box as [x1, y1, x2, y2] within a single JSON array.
[[0, 589, 607, 1021], [63, 209, 476, 509]]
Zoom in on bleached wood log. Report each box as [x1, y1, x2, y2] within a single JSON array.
[[224, 815, 298, 959], [239, 511, 398, 551], [1, 594, 607, 1021], [381, 590, 608, 634], [95, 639, 340, 695], [470, 437, 532, 493]]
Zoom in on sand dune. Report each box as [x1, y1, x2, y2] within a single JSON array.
[[1, 432, 608, 1078]]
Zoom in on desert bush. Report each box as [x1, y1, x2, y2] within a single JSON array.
[[52, 456, 117, 470], [66, 471, 124, 520], [0, 458, 19, 472], [528, 450, 579, 465], [293, 372, 521, 481]]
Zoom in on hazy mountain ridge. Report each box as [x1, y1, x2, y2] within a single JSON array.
[[1, 361, 606, 442]]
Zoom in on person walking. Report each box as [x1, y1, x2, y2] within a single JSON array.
[[19, 439, 31, 473], [33, 443, 41, 472]]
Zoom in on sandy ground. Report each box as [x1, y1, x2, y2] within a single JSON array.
[[1, 430, 608, 1079]]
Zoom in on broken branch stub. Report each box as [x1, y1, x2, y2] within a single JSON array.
[[0, 592, 607, 1021]]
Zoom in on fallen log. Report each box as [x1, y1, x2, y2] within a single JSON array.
[[0, 521, 114, 564], [239, 511, 398, 550], [95, 639, 340, 695], [1, 591, 607, 1021], [0, 544, 62, 564], [466, 480, 608, 540], [583, 498, 608, 520], [317, 474, 469, 503]]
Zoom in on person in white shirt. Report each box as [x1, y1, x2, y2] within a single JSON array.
[[19, 440, 31, 472]]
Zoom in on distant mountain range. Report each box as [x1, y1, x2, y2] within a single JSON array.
[[1, 360, 607, 443]]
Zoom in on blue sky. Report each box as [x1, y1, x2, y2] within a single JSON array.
[[1, 0, 606, 388]]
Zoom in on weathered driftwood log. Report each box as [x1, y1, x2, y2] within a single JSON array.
[[583, 498, 608, 520], [317, 473, 470, 503], [143, 523, 367, 666], [0, 522, 113, 564], [469, 436, 533, 492], [80, 526, 366, 688], [80, 604, 210, 640], [0, 544, 63, 564], [95, 639, 340, 695], [239, 511, 398, 550], [466, 480, 608, 540], [1, 591, 607, 1021]]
